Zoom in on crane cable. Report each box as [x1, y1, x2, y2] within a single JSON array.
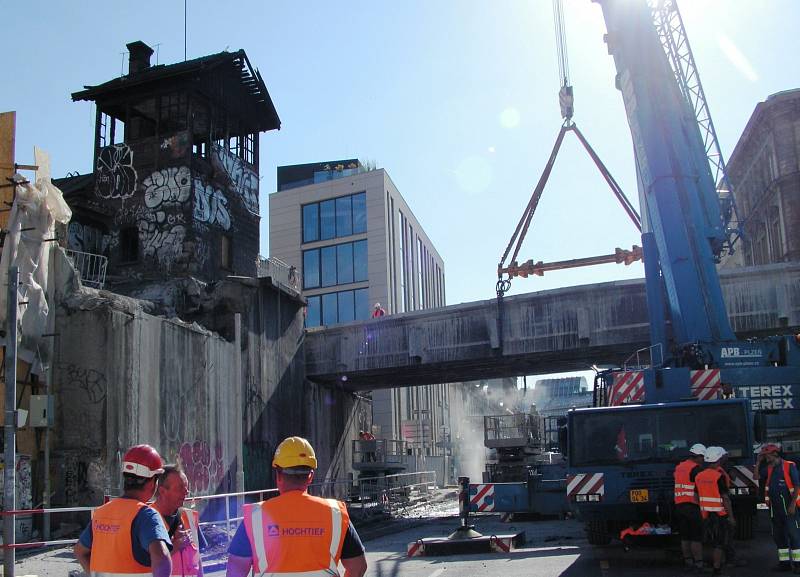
[[496, 0, 641, 300]]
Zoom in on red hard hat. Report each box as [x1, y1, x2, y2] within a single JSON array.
[[759, 443, 781, 455], [122, 444, 164, 478]]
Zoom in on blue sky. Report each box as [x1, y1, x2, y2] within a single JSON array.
[[3, 0, 799, 311]]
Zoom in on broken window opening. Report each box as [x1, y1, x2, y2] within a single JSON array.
[[158, 91, 188, 135], [119, 227, 139, 263], [221, 234, 233, 271]]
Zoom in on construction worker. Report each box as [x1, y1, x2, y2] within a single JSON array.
[[152, 465, 204, 576], [226, 436, 368, 577], [371, 302, 386, 318], [74, 444, 172, 577], [696, 446, 736, 576], [760, 443, 800, 572], [674, 443, 706, 572]]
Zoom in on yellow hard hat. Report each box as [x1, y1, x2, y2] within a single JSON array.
[[273, 436, 318, 469]]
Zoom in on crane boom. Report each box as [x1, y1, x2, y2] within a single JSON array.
[[649, 0, 740, 251], [597, 0, 735, 345]]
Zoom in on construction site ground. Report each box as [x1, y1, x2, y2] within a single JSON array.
[[7, 489, 780, 576]]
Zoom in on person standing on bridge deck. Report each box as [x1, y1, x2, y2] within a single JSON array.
[[674, 443, 705, 572], [760, 443, 800, 573], [696, 446, 736, 576], [226, 436, 367, 577], [152, 465, 205, 576], [74, 444, 172, 577]]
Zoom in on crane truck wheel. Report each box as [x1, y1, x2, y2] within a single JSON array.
[[585, 520, 612, 545]]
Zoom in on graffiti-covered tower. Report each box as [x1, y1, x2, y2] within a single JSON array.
[[68, 40, 280, 283]]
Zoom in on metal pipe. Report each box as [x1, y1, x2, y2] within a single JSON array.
[[4, 266, 18, 577]]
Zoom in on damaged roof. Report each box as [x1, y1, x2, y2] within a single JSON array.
[[72, 49, 280, 133]]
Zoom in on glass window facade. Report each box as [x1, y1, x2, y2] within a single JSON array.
[[321, 246, 337, 287], [302, 192, 366, 243], [303, 250, 320, 289], [304, 240, 367, 289], [302, 204, 319, 243], [306, 295, 321, 327], [305, 287, 370, 327]]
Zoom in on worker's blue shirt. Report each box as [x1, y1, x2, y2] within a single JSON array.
[[79, 498, 171, 566], [767, 460, 800, 513]]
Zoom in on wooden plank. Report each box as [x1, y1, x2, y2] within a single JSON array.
[[0, 111, 16, 232]]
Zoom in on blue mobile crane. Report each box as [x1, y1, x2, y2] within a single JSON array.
[[497, 0, 800, 545], [563, 0, 800, 544]]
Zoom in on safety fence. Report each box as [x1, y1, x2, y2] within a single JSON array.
[[0, 470, 437, 560], [256, 256, 300, 291], [64, 249, 108, 289]]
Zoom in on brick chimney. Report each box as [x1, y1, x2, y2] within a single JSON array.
[[126, 41, 154, 75]]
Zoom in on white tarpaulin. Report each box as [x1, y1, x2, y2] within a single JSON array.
[[0, 147, 72, 371]]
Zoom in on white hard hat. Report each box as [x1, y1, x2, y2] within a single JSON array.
[[704, 446, 727, 463], [374, 302, 381, 308], [689, 443, 706, 456]]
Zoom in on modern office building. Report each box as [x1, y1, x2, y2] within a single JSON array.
[[269, 160, 451, 463], [721, 89, 800, 268]]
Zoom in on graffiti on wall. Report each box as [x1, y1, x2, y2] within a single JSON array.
[[108, 166, 200, 270], [59, 364, 106, 447], [193, 177, 231, 230], [140, 221, 186, 269], [62, 363, 107, 404], [68, 221, 109, 255], [178, 440, 226, 495], [211, 144, 258, 214], [63, 452, 104, 505], [96, 144, 138, 199], [144, 166, 191, 209]]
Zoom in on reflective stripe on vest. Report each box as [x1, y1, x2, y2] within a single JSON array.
[[674, 460, 699, 504], [243, 492, 349, 575], [89, 498, 164, 575], [171, 508, 201, 576], [765, 460, 800, 508], [696, 468, 727, 518]]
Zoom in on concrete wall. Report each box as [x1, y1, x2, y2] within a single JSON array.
[[48, 251, 393, 507], [53, 254, 239, 505], [238, 277, 365, 490]]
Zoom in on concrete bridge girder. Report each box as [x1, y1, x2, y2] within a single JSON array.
[[305, 263, 800, 391]]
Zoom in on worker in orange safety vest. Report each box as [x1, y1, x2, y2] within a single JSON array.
[[153, 465, 204, 576], [74, 444, 172, 577], [226, 436, 368, 577], [760, 443, 800, 572], [674, 443, 706, 571], [696, 446, 736, 576]]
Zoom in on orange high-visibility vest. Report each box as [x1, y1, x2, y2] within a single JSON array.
[[765, 459, 800, 508], [243, 491, 349, 576], [171, 508, 201, 576], [696, 468, 727, 519], [674, 460, 700, 505], [89, 498, 166, 576]]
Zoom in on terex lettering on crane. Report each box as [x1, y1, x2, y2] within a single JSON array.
[[735, 385, 795, 410]]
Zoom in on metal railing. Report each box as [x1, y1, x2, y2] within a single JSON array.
[[352, 439, 408, 467], [64, 249, 108, 289], [256, 256, 300, 291], [623, 342, 664, 370], [0, 470, 437, 566]]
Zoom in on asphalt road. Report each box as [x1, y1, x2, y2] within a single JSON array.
[[12, 510, 780, 576]]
